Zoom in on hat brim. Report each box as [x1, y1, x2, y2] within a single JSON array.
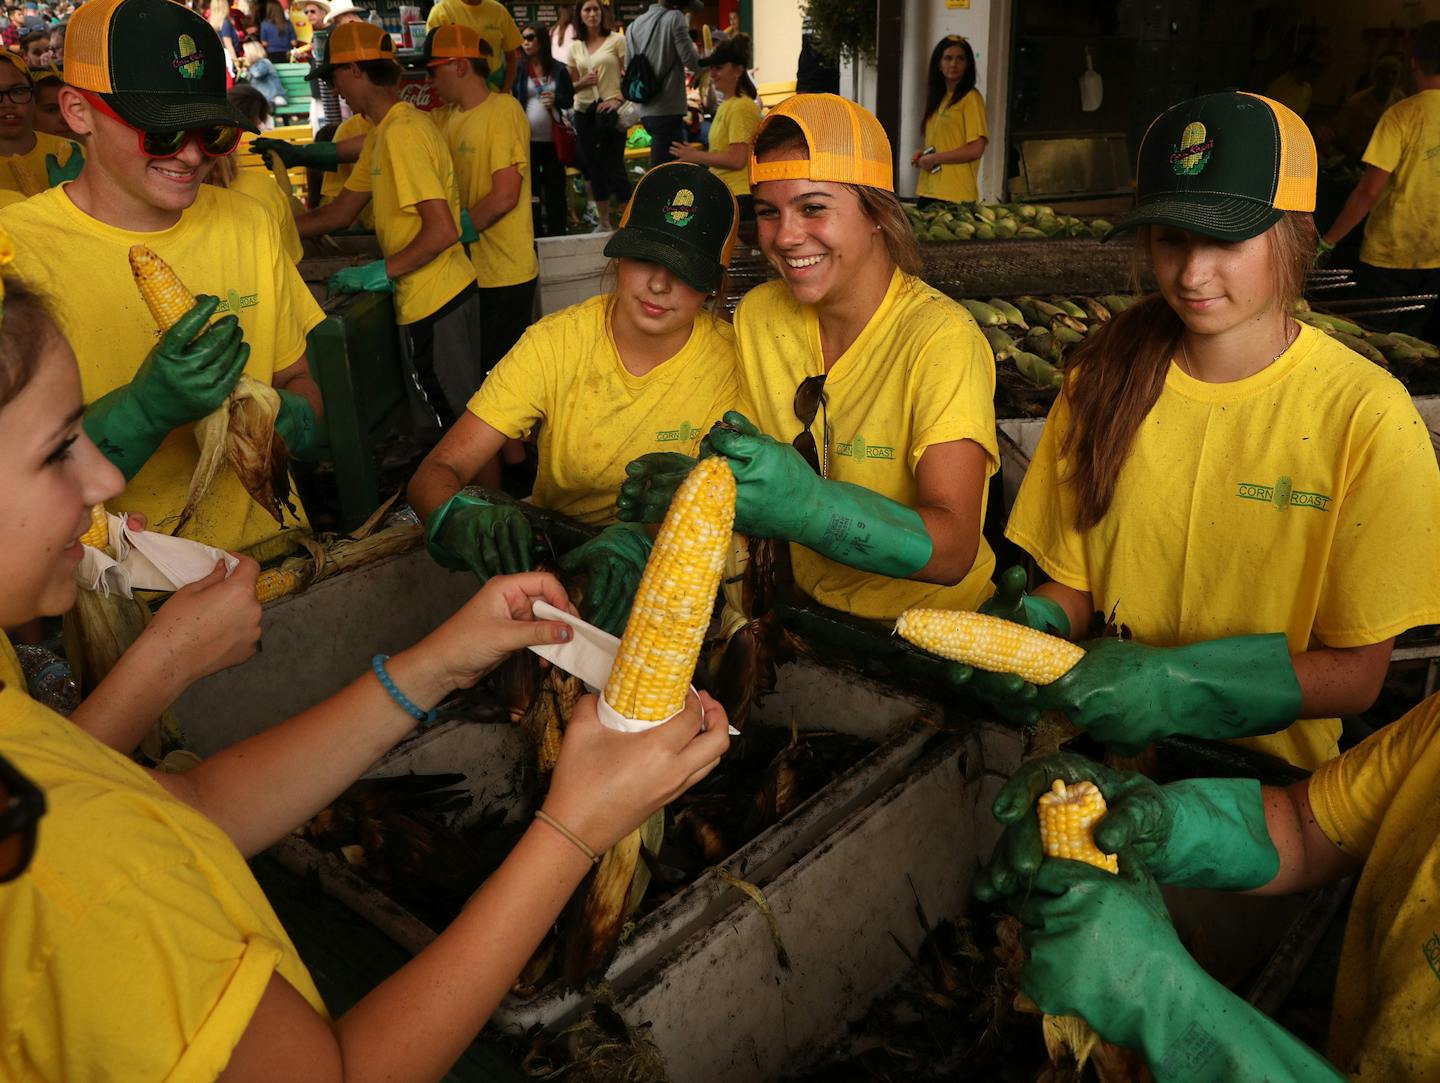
[[1104, 194, 1283, 243], [604, 226, 723, 294], [305, 63, 336, 82], [103, 92, 259, 135]]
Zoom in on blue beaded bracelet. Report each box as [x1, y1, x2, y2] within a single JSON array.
[[371, 654, 437, 726]]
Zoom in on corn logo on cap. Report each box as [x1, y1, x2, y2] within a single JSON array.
[[308, 20, 396, 82], [1107, 91, 1316, 243], [423, 24, 487, 62], [63, 0, 254, 132], [604, 162, 738, 294], [749, 93, 893, 193]]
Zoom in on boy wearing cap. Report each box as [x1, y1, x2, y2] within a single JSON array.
[[427, 25, 536, 376], [974, 91, 1440, 770], [409, 162, 740, 634], [1320, 21, 1440, 337], [425, 0, 520, 94], [0, 0, 325, 556], [0, 51, 78, 195], [296, 20, 480, 431]]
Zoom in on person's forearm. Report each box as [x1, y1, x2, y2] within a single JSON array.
[[334, 134, 366, 163], [276, 370, 324, 420], [1323, 184, 1382, 246], [937, 137, 987, 166], [501, 49, 518, 93], [1251, 780, 1362, 895], [408, 456, 471, 521], [297, 198, 358, 238], [1292, 640, 1392, 717], [386, 221, 460, 279], [70, 640, 189, 753], [913, 504, 980, 585], [468, 187, 519, 233], [681, 145, 746, 170], [163, 645, 454, 857], [1032, 581, 1092, 640], [332, 823, 591, 1080]]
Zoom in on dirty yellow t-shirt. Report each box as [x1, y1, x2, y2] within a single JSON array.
[[467, 294, 738, 525], [321, 113, 375, 231], [425, 0, 521, 90], [1359, 89, 1440, 270], [1309, 694, 1440, 1079], [1007, 323, 1440, 769], [440, 92, 537, 288], [0, 185, 321, 554], [228, 170, 303, 264], [346, 101, 475, 325], [0, 680, 328, 1082], [0, 131, 79, 197], [916, 88, 988, 204], [733, 272, 998, 622], [0, 632, 20, 692], [707, 94, 761, 197]]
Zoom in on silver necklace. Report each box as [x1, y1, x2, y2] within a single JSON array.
[[1179, 320, 1297, 379]]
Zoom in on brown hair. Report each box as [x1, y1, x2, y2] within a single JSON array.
[[751, 116, 920, 276], [573, 0, 612, 43], [1060, 211, 1316, 530], [0, 277, 63, 410]]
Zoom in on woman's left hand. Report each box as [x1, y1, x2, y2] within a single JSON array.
[[421, 572, 577, 693], [916, 152, 938, 172], [596, 96, 622, 113], [669, 141, 700, 162]]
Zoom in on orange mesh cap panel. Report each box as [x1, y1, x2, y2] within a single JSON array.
[[1240, 91, 1317, 211], [61, 0, 124, 92], [749, 93, 893, 192], [429, 24, 483, 58], [328, 20, 396, 64]]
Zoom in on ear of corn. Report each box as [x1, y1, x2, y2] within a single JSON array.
[[80, 504, 110, 550], [254, 567, 300, 604], [604, 456, 736, 723], [895, 608, 1084, 685], [129, 245, 197, 334], [1037, 778, 1119, 873]]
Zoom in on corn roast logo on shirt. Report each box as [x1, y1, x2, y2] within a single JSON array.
[[836, 435, 896, 462], [655, 421, 699, 444], [1235, 474, 1333, 512]]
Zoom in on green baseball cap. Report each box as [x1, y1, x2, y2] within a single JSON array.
[[63, 0, 253, 132], [604, 162, 739, 294], [1108, 91, 1316, 243]]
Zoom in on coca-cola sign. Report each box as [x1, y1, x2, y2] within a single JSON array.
[[399, 77, 438, 111]]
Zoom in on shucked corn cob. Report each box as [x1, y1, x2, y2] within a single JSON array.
[[1038, 779, 1119, 873], [894, 608, 1083, 684], [254, 567, 301, 604], [604, 457, 736, 722], [129, 245, 196, 333], [80, 504, 109, 550]]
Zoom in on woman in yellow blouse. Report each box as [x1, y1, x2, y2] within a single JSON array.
[[567, 0, 628, 230], [911, 35, 988, 205]]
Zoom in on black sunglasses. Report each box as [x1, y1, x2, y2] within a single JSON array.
[[521, 32, 538, 40], [0, 751, 44, 884], [792, 373, 827, 477]]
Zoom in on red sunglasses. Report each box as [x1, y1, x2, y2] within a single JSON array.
[[80, 90, 242, 160]]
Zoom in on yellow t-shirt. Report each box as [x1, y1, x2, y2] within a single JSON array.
[[1359, 89, 1440, 270], [321, 113, 376, 231], [345, 101, 475, 325], [916, 88, 988, 204], [568, 32, 625, 108], [0, 131, 79, 198], [228, 170, 303, 264], [0, 632, 21, 692], [708, 94, 761, 197], [0, 681, 328, 1081], [441, 93, 537, 288], [0, 185, 322, 554], [1007, 323, 1440, 770], [425, 0, 521, 89], [1334, 85, 1404, 160], [733, 272, 998, 622], [1265, 72, 1312, 119], [1309, 694, 1440, 1079], [467, 294, 738, 526]]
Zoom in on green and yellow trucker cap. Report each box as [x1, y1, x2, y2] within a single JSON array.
[[63, 0, 253, 132], [1108, 91, 1316, 243], [604, 162, 739, 294], [309, 20, 397, 82]]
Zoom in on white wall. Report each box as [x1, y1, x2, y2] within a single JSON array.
[[844, 0, 1012, 202], [750, 0, 805, 90]]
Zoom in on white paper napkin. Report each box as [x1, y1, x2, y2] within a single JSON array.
[[76, 513, 239, 598]]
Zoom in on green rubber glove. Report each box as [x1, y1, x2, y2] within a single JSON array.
[[559, 523, 653, 637], [327, 259, 393, 295], [252, 137, 339, 171], [458, 208, 479, 245], [964, 565, 1072, 725], [275, 388, 323, 460], [1017, 859, 1344, 1082], [83, 296, 250, 480], [425, 491, 535, 581], [703, 411, 933, 578], [616, 451, 698, 524], [45, 142, 83, 187], [1031, 633, 1301, 754], [973, 751, 1279, 903]]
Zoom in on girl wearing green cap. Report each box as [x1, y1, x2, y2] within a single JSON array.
[[409, 161, 741, 636], [988, 91, 1440, 770]]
